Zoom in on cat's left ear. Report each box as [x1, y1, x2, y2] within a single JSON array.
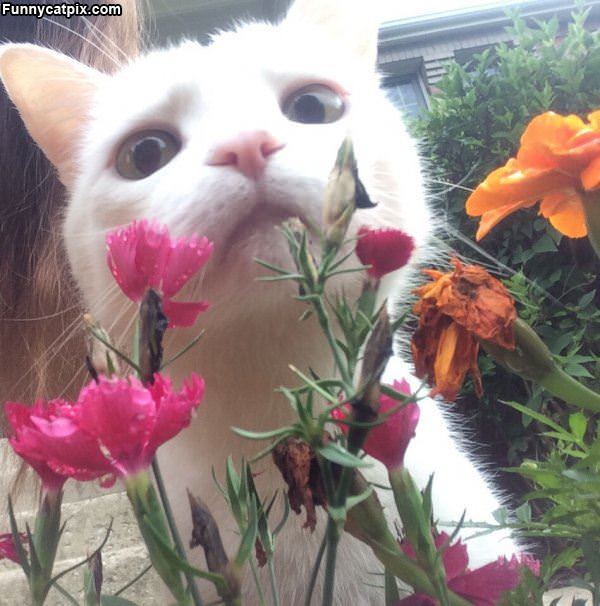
[[284, 0, 380, 66], [0, 43, 104, 187]]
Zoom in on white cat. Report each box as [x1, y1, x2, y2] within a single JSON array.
[[0, 0, 517, 603]]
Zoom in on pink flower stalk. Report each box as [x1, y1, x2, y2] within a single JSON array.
[[0, 533, 26, 564], [106, 220, 214, 327], [356, 226, 415, 279], [333, 379, 420, 470], [396, 532, 539, 606], [5, 373, 204, 485]]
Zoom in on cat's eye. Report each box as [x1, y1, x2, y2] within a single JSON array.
[[282, 84, 345, 124], [115, 129, 181, 180]]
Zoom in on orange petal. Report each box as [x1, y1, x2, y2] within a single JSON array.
[[587, 110, 600, 131], [523, 112, 586, 145], [582, 156, 600, 191], [466, 164, 574, 216], [475, 200, 536, 240], [539, 191, 587, 238]]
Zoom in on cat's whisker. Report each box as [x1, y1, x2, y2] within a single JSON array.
[[79, 15, 131, 63], [41, 17, 121, 68], [56, 295, 138, 397], [11, 283, 121, 396]]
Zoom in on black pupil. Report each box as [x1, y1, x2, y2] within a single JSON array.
[[132, 137, 164, 175], [293, 94, 325, 124]]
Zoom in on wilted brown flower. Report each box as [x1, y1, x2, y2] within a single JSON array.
[[272, 437, 327, 532], [411, 258, 516, 401]]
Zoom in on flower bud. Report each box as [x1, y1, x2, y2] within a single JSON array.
[[83, 314, 119, 378], [323, 138, 358, 251]]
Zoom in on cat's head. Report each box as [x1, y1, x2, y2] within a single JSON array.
[[0, 0, 431, 335]]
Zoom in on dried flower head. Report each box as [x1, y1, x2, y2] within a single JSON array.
[[272, 437, 327, 532], [411, 259, 516, 401]]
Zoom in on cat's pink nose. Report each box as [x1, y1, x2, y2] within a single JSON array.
[[206, 131, 284, 179]]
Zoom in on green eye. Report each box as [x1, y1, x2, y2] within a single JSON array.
[[116, 129, 181, 180], [282, 84, 345, 124]]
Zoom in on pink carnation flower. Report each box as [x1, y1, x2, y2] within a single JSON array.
[[6, 373, 204, 486], [0, 533, 26, 565], [397, 532, 539, 605], [356, 226, 415, 279], [333, 379, 420, 470], [106, 220, 214, 327], [76, 373, 204, 476]]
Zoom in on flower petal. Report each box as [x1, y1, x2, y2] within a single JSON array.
[[77, 376, 156, 475], [539, 191, 587, 238], [475, 199, 536, 240], [582, 155, 600, 191], [147, 373, 205, 459], [162, 235, 213, 298], [163, 299, 210, 328]]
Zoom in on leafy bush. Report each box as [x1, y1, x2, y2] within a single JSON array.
[[411, 6, 600, 474]]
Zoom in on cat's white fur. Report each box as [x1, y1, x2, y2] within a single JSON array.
[[0, 0, 517, 603]]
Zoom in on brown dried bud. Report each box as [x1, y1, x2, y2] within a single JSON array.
[[272, 437, 327, 532], [187, 490, 229, 575], [139, 289, 168, 385]]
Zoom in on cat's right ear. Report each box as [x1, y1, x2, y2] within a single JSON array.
[[0, 43, 104, 187]]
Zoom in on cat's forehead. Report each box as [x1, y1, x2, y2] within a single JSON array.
[[95, 20, 372, 131]]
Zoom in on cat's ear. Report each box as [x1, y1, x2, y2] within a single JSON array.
[[284, 0, 380, 65], [0, 43, 104, 187]]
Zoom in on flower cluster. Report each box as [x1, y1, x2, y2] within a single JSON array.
[[106, 219, 213, 327], [466, 111, 600, 239], [411, 258, 517, 401], [397, 532, 539, 606], [6, 373, 204, 491]]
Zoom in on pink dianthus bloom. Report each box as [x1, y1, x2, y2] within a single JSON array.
[[333, 379, 420, 470], [6, 373, 204, 485], [397, 532, 539, 606], [356, 227, 415, 279], [106, 219, 214, 327]]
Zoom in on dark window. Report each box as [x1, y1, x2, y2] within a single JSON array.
[[384, 75, 428, 118]]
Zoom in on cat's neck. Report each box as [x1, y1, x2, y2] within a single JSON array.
[[166, 299, 331, 457]]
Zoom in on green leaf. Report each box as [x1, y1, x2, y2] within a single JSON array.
[[317, 443, 371, 468], [569, 412, 588, 441]]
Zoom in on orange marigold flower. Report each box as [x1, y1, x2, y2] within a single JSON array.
[[466, 110, 600, 240], [411, 259, 516, 401]]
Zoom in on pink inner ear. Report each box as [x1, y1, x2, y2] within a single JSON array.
[[0, 45, 102, 187]]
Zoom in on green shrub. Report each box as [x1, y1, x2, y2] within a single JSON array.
[[411, 7, 600, 470]]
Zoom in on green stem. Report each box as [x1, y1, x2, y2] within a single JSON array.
[[482, 319, 600, 413], [312, 297, 352, 386], [321, 518, 340, 606], [249, 560, 267, 606], [582, 190, 600, 260], [540, 366, 600, 414], [345, 473, 471, 606], [268, 559, 281, 606], [151, 459, 204, 606], [305, 533, 327, 606]]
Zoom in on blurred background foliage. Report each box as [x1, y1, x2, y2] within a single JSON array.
[[409, 5, 600, 501]]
